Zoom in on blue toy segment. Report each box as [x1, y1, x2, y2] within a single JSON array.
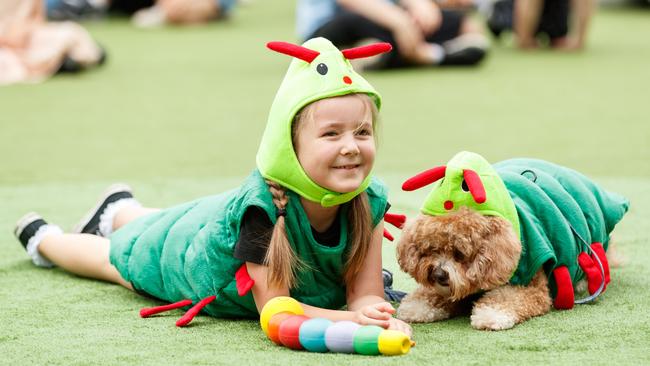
[[324, 321, 361, 353], [299, 318, 332, 352]]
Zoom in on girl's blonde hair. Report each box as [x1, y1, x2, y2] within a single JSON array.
[[264, 93, 379, 290]]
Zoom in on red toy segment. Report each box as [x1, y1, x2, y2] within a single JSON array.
[[175, 295, 217, 327], [463, 169, 487, 204], [341, 42, 392, 59], [578, 252, 603, 295], [590, 243, 610, 287], [140, 299, 193, 318], [278, 315, 310, 350], [402, 166, 447, 191], [267, 41, 320, 63], [552, 266, 574, 310], [235, 263, 255, 296]]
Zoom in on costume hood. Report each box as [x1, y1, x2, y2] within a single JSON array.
[[402, 151, 520, 235], [256, 38, 391, 207]]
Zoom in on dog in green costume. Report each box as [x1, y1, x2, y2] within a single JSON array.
[[395, 151, 629, 330]]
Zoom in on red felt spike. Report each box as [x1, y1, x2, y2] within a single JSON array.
[[590, 242, 610, 287], [578, 252, 603, 295], [384, 212, 406, 229], [140, 299, 193, 318], [176, 296, 217, 327], [402, 166, 447, 191], [235, 263, 255, 296], [552, 266, 574, 310], [341, 42, 392, 60], [267, 41, 320, 63], [463, 169, 487, 204], [383, 228, 394, 241]]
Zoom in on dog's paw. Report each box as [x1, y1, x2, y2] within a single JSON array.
[[397, 297, 449, 323], [470, 306, 516, 331]]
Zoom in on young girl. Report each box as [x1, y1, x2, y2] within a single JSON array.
[[13, 38, 412, 336]]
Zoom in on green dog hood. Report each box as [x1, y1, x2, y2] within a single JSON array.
[[256, 38, 391, 207], [402, 151, 520, 235]]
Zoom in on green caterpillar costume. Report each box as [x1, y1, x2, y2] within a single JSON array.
[[402, 151, 629, 309], [109, 38, 395, 321]]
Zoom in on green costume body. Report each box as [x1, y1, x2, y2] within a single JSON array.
[[110, 170, 388, 318], [494, 158, 629, 292], [409, 151, 629, 301], [109, 38, 393, 318]]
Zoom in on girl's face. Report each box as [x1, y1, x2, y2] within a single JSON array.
[[294, 95, 376, 194]]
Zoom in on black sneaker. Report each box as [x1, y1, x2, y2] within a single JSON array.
[[14, 212, 48, 249], [441, 34, 489, 66], [382, 269, 408, 303], [73, 183, 133, 236]]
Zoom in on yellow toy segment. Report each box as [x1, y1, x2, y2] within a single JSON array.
[[377, 330, 412, 356], [260, 296, 304, 335]]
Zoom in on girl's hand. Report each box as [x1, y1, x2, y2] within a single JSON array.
[[402, 0, 442, 35], [354, 302, 396, 328], [388, 317, 413, 338]]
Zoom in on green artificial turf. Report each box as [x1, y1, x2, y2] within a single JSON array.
[[1, 2, 649, 364]]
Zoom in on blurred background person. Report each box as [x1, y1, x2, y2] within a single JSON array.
[[296, 0, 490, 70], [44, 0, 238, 27], [485, 0, 595, 50], [0, 0, 105, 85]]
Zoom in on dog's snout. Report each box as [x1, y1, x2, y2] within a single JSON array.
[[432, 266, 449, 286]]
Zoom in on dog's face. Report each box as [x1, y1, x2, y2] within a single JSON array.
[[397, 207, 522, 301]]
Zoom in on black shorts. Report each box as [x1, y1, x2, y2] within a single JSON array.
[[309, 9, 465, 68]]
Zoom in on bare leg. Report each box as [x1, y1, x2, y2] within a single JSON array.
[[113, 206, 160, 231], [38, 233, 133, 290], [514, 0, 544, 49]]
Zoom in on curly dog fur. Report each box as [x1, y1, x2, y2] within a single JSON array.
[[396, 207, 554, 330]]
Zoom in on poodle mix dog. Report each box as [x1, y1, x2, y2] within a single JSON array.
[[395, 152, 629, 330]]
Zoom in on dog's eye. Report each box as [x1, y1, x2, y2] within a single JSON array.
[[461, 179, 469, 192], [453, 249, 465, 261]]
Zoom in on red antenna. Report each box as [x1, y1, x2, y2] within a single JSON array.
[[342, 43, 392, 60], [462, 169, 486, 204], [402, 166, 447, 191], [267, 41, 320, 63]]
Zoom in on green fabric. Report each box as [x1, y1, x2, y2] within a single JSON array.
[[495, 159, 630, 292], [256, 37, 382, 207], [418, 152, 629, 297], [420, 151, 520, 235], [109, 170, 388, 318]]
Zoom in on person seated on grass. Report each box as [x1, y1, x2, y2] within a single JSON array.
[[13, 38, 411, 334], [486, 0, 594, 50], [0, 0, 105, 85], [296, 0, 490, 70], [45, 0, 237, 28]]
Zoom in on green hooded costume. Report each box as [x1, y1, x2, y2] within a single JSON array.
[[402, 151, 629, 309], [109, 38, 394, 318]]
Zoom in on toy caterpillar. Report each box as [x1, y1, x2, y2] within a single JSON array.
[[259, 297, 414, 356]]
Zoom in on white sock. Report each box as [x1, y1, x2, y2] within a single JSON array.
[[427, 43, 445, 64], [26, 224, 63, 268], [98, 198, 141, 237]]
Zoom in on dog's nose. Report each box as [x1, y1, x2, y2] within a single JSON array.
[[432, 266, 449, 286]]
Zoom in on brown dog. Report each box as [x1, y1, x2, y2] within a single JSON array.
[[394, 153, 629, 330]]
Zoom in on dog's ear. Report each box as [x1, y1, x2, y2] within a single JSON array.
[[396, 217, 423, 275], [467, 216, 521, 290]]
